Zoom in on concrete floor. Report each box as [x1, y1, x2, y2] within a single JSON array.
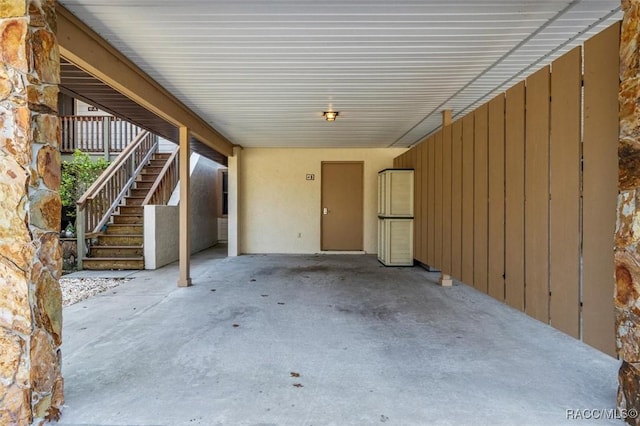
[[57, 246, 621, 426]]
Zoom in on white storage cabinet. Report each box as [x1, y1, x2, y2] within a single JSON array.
[[377, 169, 414, 266]]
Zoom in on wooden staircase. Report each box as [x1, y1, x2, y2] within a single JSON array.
[[82, 153, 172, 270]]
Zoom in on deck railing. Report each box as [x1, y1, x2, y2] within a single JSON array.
[[142, 148, 179, 206], [76, 131, 158, 269], [60, 115, 144, 156]]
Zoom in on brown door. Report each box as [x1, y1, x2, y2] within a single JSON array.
[[321, 162, 364, 250]]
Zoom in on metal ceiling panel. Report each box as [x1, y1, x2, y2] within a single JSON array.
[[58, 0, 621, 149]]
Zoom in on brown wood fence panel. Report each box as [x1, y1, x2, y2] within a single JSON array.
[[404, 149, 411, 168], [505, 81, 526, 311], [402, 152, 408, 167], [488, 94, 506, 301], [434, 131, 444, 269], [422, 138, 429, 265], [428, 136, 436, 267], [442, 125, 453, 275], [451, 120, 463, 280], [399, 152, 407, 167], [524, 66, 551, 324], [474, 104, 489, 293], [549, 46, 582, 339], [414, 144, 424, 263], [583, 22, 619, 356], [462, 114, 475, 285], [392, 23, 619, 356]]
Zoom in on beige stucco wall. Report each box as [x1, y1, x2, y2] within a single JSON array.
[[188, 154, 221, 252], [144, 205, 179, 269], [145, 153, 222, 269], [239, 148, 406, 254]]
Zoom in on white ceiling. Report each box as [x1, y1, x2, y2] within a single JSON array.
[[58, 0, 621, 149]]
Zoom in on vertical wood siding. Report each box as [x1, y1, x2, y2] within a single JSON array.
[[394, 23, 619, 356]]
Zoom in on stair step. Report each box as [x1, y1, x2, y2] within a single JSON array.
[[82, 257, 144, 270], [90, 245, 143, 257], [135, 181, 154, 189], [77, 151, 178, 272], [143, 166, 164, 173], [105, 224, 143, 235], [97, 234, 143, 246], [113, 214, 143, 224], [130, 188, 149, 198], [125, 197, 145, 206], [118, 206, 143, 215], [140, 173, 159, 182]]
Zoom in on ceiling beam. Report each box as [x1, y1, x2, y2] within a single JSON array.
[[56, 3, 235, 157]]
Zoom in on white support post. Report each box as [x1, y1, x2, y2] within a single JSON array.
[[228, 146, 242, 256]]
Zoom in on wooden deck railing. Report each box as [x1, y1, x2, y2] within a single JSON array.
[[60, 115, 143, 155], [142, 148, 179, 206], [76, 131, 158, 269]]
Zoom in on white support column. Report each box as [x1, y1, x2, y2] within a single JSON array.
[[228, 146, 242, 256], [178, 126, 192, 287]]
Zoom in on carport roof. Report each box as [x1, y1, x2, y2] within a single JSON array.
[[57, 0, 621, 150]]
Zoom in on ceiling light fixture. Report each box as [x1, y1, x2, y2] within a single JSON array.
[[323, 111, 339, 122]]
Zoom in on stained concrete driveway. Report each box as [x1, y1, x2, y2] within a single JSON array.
[[56, 246, 621, 426]]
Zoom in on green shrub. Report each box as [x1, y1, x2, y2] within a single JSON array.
[[60, 150, 110, 217]]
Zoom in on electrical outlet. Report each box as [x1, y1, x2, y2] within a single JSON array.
[[306, 174, 315, 181]]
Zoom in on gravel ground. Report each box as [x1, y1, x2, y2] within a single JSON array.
[[59, 277, 130, 307]]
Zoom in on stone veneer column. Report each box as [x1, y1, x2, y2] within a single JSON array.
[[0, 1, 63, 424], [619, 1, 640, 424]]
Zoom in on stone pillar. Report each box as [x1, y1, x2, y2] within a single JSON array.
[[618, 1, 640, 424], [0, 1, 63, 425]]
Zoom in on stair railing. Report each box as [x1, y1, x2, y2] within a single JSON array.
[[76, 130, 158, 269], [142, 147, 180, 206], [60, 115, 143, 157]]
